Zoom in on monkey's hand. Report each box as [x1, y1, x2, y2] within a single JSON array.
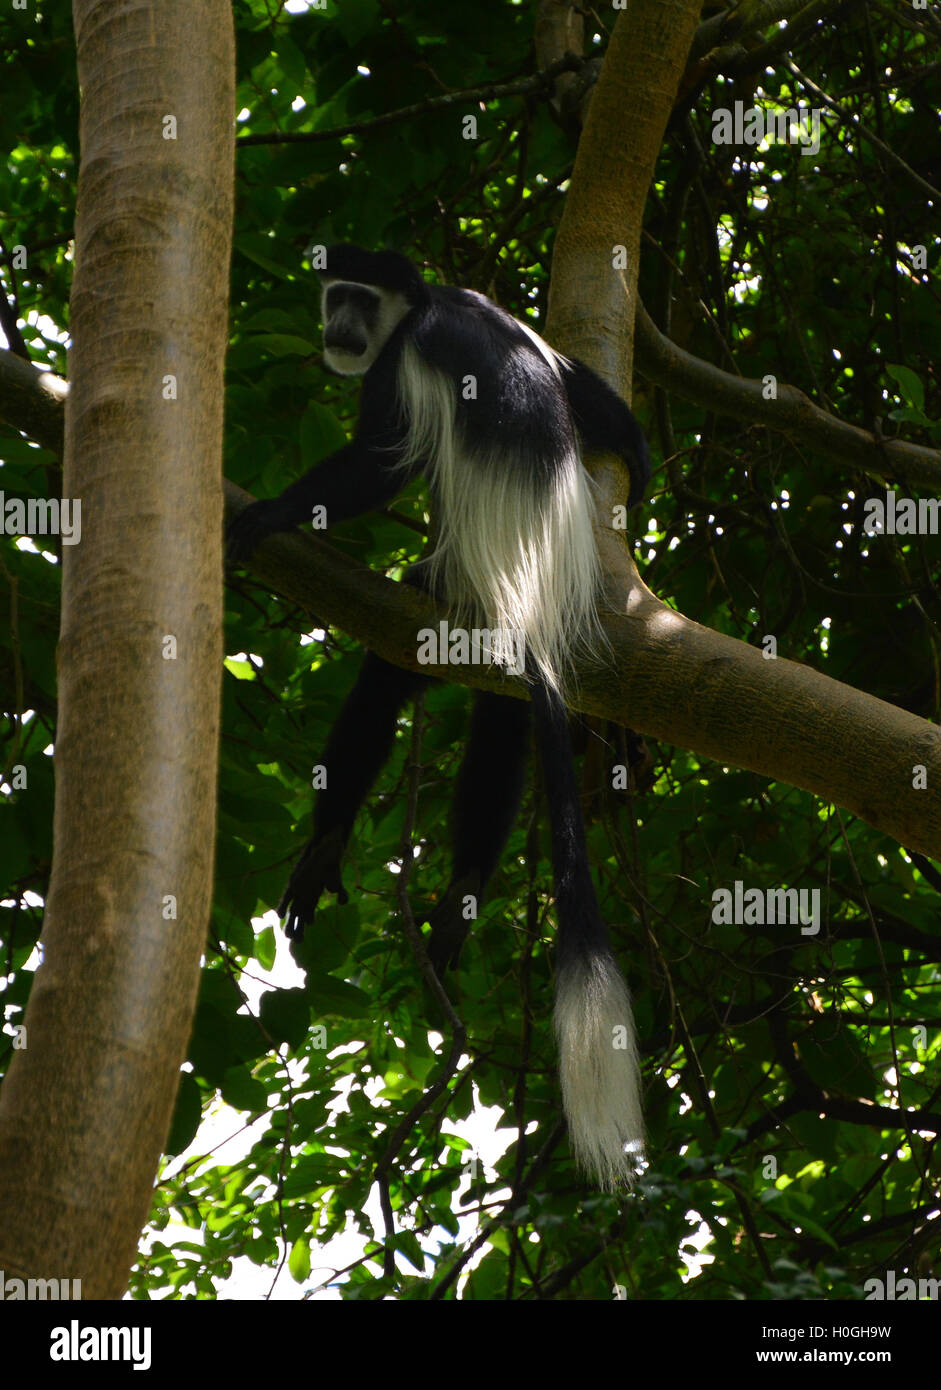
[[424, 872, 481, 977], [226, 498, 298, 566], [278, 829, 348, 941]]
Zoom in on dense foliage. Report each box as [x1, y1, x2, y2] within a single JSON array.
[[1, 0, 939, 1300]]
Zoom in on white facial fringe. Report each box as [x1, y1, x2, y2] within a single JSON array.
[[320, 280, 413, 376]]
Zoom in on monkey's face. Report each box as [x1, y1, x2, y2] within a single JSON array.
[[320, 279, 411, 375]]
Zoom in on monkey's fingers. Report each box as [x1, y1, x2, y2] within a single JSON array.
[[226, 499, 297, 566], [278, 833, 348, 940]]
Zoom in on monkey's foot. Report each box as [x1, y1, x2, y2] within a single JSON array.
[[278, 829, 348, 941], [425, 872, 482, 977]]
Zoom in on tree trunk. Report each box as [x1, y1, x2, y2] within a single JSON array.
[[0, 0, 234, 1299]]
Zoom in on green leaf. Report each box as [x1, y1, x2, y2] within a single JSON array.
[[304, 974, 373, 1019], [165, 1073, 204, 1156], [248, 333, 317, 358], [220, 1066, 269, 1113], [796, 1016, 877, 1100], [259, 987, 311, 1049], [288, 1236, 311, 1282], [885, 363, 924, 411]]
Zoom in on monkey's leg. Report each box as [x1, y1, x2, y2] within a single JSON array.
[[427, 691, 531, 974], [280, 651, 431, 939], [528, 680, 643, 1189]]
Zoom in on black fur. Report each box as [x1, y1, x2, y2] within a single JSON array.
[[228, 246, 650, 1186]]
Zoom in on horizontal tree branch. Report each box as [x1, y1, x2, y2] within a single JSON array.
[[236, 53, 585, 148], [0, 350, 68, 456], [634, 302, 941, 490], [2, 346, 940, 861], [745, 1089, 941, 1143]]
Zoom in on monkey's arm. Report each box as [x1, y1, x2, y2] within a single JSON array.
[[227, 357, 413, 563], [226, 436, 409, 564]]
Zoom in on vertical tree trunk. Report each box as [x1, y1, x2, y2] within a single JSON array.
[[0, 0, 234, 1298], [547, 0, 700, 600]]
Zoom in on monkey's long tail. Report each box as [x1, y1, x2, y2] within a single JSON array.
[[529, 678, 644, 1189]]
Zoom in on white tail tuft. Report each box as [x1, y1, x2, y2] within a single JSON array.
[[554, 950, 644, 1189]]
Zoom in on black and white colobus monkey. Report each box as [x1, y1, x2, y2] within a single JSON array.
[[228, 245, 650, 1188]]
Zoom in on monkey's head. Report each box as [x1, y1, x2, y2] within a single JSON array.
[[318, 244, 426, 376]]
